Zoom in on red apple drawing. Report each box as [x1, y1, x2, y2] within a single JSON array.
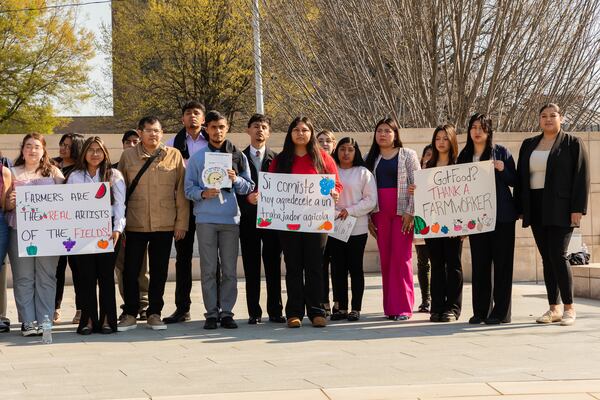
[[287, 224, 301, 231]]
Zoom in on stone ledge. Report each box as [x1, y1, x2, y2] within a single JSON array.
[[573, 263, 600, 299]]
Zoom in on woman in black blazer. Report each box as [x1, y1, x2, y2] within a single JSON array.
[[515, 103, 589, 326]]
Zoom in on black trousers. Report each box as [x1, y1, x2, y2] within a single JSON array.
[[278, 231, 327, 320], [469, 221, 515, 322], [425, 237, 463, 318], [239, 220, 283, 318], [415, 244, 431, 303], [173, 202, 196, 312], [321, 242, 332, 305], [71, 240, 120, 333], [55, 256, 82, 310], [329, 234, 367, 311], [123, 231, 173, 317], [530, 189, 574, 305]]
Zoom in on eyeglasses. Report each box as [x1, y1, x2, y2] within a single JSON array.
[[86, 148, 104, 155], [142, 129, 162, 134]]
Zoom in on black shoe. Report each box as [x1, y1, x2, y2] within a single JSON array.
[[203, 318, 218, 330], [484, 317, 502, 325], [439, 312, 457, 323], [430, 313, 441, 322], [79, 326, 93, 335], [418, 302, 431, 313], [248, 316, 262, 325], [330, 310, 348, 321], [268, 316, 286, 323], [387, 315, 400, 321], [163, 310, 191, 324], [347, 311, 360, 321], [468, 316, 484, 324], [0, 321, 9, 333], [220, 316, 238, 329], [101, 325, 114, 334], [138, 309, 147, 321]]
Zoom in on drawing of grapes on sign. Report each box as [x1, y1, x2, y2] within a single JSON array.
[[63, 238, 76, 252], [319, 177, 335, 195]]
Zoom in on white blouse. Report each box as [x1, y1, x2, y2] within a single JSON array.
[[336, 166, 378, 235], [66, 168, 126, 233], [529, 150, 550, 190]]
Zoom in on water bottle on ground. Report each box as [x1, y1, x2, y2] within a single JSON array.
[[42, 315, 52, 344]]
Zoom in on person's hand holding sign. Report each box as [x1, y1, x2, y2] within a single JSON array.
[[330, 189, 339, 203], [111, 231, 120, 246], [227, 169, 237, 183], [493, 160, 504, 171], [337, 208, 349, 220], [247, 191, 259, 205]]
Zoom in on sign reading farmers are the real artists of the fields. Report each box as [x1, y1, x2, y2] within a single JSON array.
[[16, 183, 114, 257], [256, 172, 336, 233], [413, 161, 497, 239]]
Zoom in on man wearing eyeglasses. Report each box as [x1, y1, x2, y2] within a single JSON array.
[[117, 116, 189, 331]]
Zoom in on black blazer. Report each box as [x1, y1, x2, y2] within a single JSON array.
[[237, 146, 278, 226], [514, 131, 589, 228]]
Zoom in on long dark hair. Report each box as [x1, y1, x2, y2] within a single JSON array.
[[332, 137, 365, 168], [275, 116, 325, 173], [14, 133, 54, 177], [364, 117, 403, 171], [71, 136, 114, 204], [58, 133, 85, 161], [458, 113, 494, 162], [426, 124, 459, 168]]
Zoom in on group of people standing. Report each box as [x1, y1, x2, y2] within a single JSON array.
[[0, 101, 590, 336]]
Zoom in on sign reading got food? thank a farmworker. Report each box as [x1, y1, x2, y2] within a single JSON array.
[[413, 161, 497, 238], [16, 183, 114, 257], [256, 172, 336, 233]]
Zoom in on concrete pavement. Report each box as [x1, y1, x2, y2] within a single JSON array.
[[1, 275, 600, 399]]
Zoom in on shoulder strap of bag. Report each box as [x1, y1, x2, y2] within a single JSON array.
[[125, 150, 161, 206]]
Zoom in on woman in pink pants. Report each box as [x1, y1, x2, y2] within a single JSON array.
[[365, 117, 420, 320]]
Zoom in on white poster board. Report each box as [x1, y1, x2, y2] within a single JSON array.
[[202, 152, 232, 188], [16, 183, 114, 257], [256, 172, 336, 233], [413, 161, 497, 238], [328, 215, 357, 243]]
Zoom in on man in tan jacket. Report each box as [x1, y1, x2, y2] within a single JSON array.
[[117, 116, 189, 331]]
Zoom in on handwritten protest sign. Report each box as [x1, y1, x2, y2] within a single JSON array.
[[413, 161, 496, 238], [328, 215, 357, 243], [256, 172, 336, 233], [16, 183, 114, 257]]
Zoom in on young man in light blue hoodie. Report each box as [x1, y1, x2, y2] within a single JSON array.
[[185, 111, 254, 330]]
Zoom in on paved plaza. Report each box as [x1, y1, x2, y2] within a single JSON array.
[[1, 275, 600, 399]]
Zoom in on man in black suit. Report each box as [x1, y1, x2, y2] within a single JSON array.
[[237, 114, 285, 324]]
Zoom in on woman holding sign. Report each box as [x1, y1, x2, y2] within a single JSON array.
[[5, 134, 64, 336], [269, 116, 342, 328], [329, 138, 377, 321], [67, 137, 126, 334], [515, 103, 589, 326], [457, 114, 517, 325], [423, 125, 463, 323], [365, 117, 420, 321]]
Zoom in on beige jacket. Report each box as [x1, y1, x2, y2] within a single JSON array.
[[118, 143, 189, 232]]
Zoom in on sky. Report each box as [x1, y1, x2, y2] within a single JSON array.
[[55, 1, 113, 117]]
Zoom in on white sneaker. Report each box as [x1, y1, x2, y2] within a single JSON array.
[[560, 309, 576, 326], [147, 314, 167, 330], [21, 322, 37, 337], [117, 315, 137, 332], [536, 310, 562, 324]]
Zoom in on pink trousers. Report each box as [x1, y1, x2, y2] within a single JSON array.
[[371, 188, 414, 317]]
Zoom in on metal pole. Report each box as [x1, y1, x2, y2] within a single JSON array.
[[252, 0, 264, 114]]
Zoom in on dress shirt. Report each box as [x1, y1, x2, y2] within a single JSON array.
[[166, 131, 208, 165], [249, 145, 265, 171]]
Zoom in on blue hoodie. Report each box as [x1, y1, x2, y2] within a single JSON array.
[[185, 146, 254, 225]]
